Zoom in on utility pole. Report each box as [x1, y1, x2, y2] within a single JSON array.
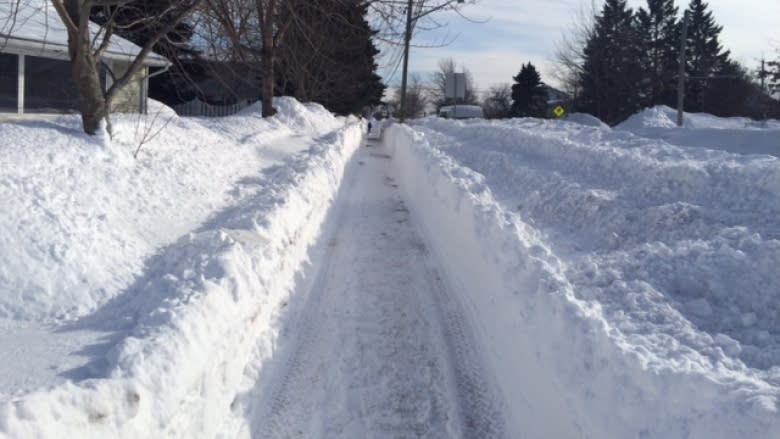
[[759, 57, 769, 123], [397, 0, 464, 122], [760, 58, 767, 91], [399, 0, 414, 123], [676, 11, 688, 127]]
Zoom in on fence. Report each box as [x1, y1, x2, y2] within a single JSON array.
[[172, 98, 257, 117]]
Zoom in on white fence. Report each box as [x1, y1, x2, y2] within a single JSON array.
[[172, 98, 256, 117]]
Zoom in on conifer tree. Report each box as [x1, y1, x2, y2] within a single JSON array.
[[90, 1, 198, 59], [635, 0, 678, 107], [682, 0, 730, 112], [279, 0, 385, 115], [768, 51, 780, 96], [578, 0, 642, 124], [511, 62, 547, 118]]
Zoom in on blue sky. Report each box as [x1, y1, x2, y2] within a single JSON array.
[[378, 0, 780, 95]]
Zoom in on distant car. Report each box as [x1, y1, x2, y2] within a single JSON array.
[[438, 105, 484, 119]]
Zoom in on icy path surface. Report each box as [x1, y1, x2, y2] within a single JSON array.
[[232, 140, 505, 438]]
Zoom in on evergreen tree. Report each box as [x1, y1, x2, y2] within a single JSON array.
[[578, 0, 643, 124], [511, 62, 547, 118], [635, 0, 679, 107], [769, 51, 780, 96], [279, 0, 385, 115], [90, 1, 197, 58], [682, 0, 730, 112], [701, 60, 777, 119]]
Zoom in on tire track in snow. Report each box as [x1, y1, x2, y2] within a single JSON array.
[[247, 140, 505, 438], [419, 254, 507, 439]]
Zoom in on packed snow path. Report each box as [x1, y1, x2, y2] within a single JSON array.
[[234, 138, 505, 438]]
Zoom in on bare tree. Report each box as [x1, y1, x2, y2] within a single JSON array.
[[550, 1, 596, 104], [393, 73, 427, 119], [430, 57, 477, 108], [482, 83, 511, 119], [276, 0, 384, 115], [200, 0, 475, 119], [367, 0, 477, 120], [46, 0, 200, 135], [203, 0, 294, 117]]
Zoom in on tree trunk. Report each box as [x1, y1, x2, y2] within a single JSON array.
[[72, 52, 108, 135], [61, 0, 108, 135], [260, 0, 277, 118], [261, 49, 276, 117]]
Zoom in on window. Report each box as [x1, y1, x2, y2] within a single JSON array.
[[0, 53, 17, 113], [24, 56, 79, 113]]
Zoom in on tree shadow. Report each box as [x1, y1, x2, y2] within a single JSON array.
[[50, 130, 338, 383]]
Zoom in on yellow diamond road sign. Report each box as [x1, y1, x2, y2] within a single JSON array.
[[553, 106, 566, 118]]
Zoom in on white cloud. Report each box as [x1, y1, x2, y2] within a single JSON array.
[[381, 0, 780, 91]]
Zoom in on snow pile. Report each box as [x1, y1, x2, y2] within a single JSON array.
[[617, 105, 780, 156], [565, 112, 610, 128], [0, 101, 364, 436], [621, 105, 780, 130], [0, 98, 341, 324], [386, 118, 780, 438], [618, 105, 681, 129], [0, 114, 256, 322]]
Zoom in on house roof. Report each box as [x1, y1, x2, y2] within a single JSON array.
[[0, 0, 169, 67]]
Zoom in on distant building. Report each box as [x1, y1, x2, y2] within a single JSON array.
[[0, 1, 169, 117]]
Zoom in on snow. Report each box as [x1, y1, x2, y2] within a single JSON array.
[[220, 137, 503, 438], [618, 105, 780, 156], [3, 100, 780, 438], [386, 115, 780, 437], [565, 112, 610, 128], [0, 98, 363, 436]]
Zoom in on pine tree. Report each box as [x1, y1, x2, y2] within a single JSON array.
[[90, 1, 197, 58], [635, 0, 678, 107], [279, 0, 385, 115], [683, 0, 730, 112], [511, 63, 547, 118], [578, 0, 643, 124], [768, 51, 780, 96]]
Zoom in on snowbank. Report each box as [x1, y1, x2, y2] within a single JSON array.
[[0, 101, 364, 436], [0, 98, 342, 324], [620, 105, 780, 130], [565, 112, 610, 129], [413, 116, 780, 372], [386, 122, 780, 438], [617, 106, 780, 156]]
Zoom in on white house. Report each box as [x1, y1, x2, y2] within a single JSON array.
[[0, 0, 169, 117]]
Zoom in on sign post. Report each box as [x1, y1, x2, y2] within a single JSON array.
[[445, 72, 466, 117]]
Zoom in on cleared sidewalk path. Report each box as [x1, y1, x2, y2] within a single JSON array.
[[237, 137, 506, 438]]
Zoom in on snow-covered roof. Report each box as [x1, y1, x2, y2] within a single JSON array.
[[0, 0, 169, 66]]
